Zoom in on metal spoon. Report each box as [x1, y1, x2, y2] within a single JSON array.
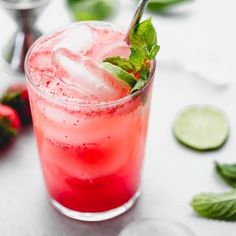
[[125, 0, 150, 43]]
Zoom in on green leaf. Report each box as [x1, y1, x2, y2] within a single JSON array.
[[130, 18, 160, 60], [131, 79, 146, 93], [103, 57, 134, 71], [147, 0, 191, 12], [131, 65, 150, 93], [141, 65, 150, 81], [191, 190, 236, 221], [129, 47, 145, 71], [215, 162, 236, 188], [102, 18, 159, 93], [0, 117, 17, 147], [67, 0, 116, 21], [101, 62, 137, 88], [150, 44, 160, 59]]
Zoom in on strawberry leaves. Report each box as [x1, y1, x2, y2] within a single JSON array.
[[0, 104, 20, 148], [1, 84, 32, 125]]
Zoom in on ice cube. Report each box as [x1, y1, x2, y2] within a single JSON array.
[[92, 42, 130, 61], [53, 25, 94, 54], [29, 50, 52, 69], [51, 48, 129, 101]]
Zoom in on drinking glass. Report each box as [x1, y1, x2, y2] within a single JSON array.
[[119, 219, 196, 236], [25, 21, 156, 221]]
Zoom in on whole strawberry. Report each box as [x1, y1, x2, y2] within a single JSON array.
[[1, 83, 32, 125], [0, 104, 20, 148]]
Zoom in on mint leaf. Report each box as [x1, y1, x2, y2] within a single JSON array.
[[103, 57, 134, 71], [102, 18, 159, 93], [140, 65, 151, 81], [101, 62, 137, 88], [130, 18, 160, 60], [67, 0, 116, 21], [129, 47, 145, 71], [131, 79, 146, 93], [150, 44, 160, 59], [215, 162, 236, 188], [191, 190, 236, 221], [131, 65, 150, 93], [148, 0, 191, 11]]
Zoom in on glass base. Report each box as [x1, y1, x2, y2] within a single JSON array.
[[50, 190, 141, 222], [118, 219, 196, 236]]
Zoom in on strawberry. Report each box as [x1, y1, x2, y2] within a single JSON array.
[[1, 83, 32, 125], [0, 104, 20, 148]]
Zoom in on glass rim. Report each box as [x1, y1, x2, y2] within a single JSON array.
[[25, 21, 157, 109]]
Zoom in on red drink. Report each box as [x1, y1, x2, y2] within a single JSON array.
[[25, 22, 155, 221]]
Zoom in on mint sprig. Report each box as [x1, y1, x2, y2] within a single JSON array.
[[191, 161, 236, 221], [215, 162, 236, 188], [191, 190, 236, 221], [131, 65, 150, 93], [130, 18, 160, 62], [102, 18, 159, 93]]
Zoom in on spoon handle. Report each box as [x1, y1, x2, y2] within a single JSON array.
[[125, 0, 150, 43]]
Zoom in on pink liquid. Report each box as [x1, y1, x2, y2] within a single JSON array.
[[26, 22, 154, 214]]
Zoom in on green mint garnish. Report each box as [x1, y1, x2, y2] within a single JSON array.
[[101, 62, 137, 88], [215, 162, 236, 188], [191, 190, 236, 221], [103, 18, 159, 93], [131, 65, 150, 93], [130, 18, 160, 62], [147, 0, 191, 12], [191, 161, 236, 221], [67, 0, 117, 21]]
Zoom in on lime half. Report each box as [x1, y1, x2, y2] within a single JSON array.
[[173, 105, 229, 151]]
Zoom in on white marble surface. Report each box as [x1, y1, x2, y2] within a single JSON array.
[[0, 0, 236, 235]]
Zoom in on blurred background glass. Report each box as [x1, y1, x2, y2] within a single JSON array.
[[119, 219, 196, 236]]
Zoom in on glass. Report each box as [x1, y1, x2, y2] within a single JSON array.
[[25, 21, 156, 221], [119, 219, 196, 236]]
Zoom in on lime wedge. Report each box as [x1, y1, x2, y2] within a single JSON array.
[[101, 62, 137, 88], [173, 105, 229, 151]]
